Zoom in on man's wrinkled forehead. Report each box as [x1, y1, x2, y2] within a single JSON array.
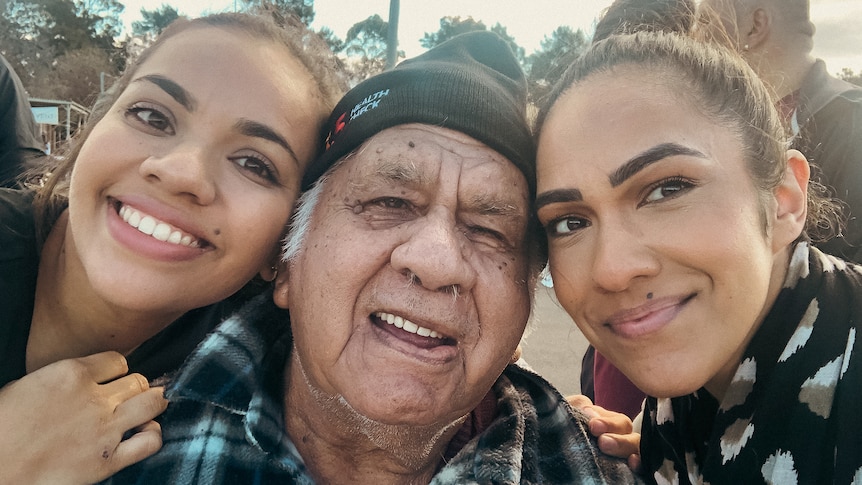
[[343, 127, 529, 215]]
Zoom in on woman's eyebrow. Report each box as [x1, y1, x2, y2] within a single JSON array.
[[135, 74, 196, 111], [609, 142, 706, 187], [133, 75, 299, 164], [235, 119, 298, 165], [535, 188, 583, 211]]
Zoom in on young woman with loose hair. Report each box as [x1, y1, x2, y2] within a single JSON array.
[[0, 11, 344, 483]]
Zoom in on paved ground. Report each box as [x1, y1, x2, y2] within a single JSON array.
[[519, 284, 589, 396]]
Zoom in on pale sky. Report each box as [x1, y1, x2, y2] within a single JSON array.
[[118, 0, 862, 73]]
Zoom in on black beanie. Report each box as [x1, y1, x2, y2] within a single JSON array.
[[301, 30, 536, 193]]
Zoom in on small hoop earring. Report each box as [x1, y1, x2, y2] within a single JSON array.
[[264, 265, 278, 282], [510, 344, 523, 364]]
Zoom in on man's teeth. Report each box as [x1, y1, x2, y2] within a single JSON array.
[[376, 312, 444, 339], [119, 205, 200, 248]]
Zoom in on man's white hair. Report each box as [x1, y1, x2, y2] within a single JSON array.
[[282, 176, 323, 264], [282, 157, 350, 263]]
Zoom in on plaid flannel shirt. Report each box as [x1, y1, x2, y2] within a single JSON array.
[[106, 295, 640, 484]]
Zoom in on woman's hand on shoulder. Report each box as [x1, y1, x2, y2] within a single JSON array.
[[0, 351, 168, 483], [568, 394, 642, 472]]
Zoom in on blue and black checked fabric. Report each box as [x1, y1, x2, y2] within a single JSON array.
[[107, 294, 640, 484]]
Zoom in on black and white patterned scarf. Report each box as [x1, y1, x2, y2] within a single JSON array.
[[640, 243, 862, 484]]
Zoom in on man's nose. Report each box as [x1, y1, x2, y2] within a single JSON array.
[[390, 207, 478, 294], [139, 142, 217, 205]]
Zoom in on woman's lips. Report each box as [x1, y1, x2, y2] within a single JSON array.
[[106, 198, 212, 262], [118, 203, 203, 248], [604, 294, 694, 338]]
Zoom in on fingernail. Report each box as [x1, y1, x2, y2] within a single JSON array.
[[582, 406, 600, 419]]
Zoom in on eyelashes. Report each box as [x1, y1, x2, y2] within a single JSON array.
[[230, 154, 279, 184], [124, 102, 282, 186], [126, 103, 175, 135], [545, 216, 589, 237], [541, 175, 699, 238], [640, 176, 695, 206]]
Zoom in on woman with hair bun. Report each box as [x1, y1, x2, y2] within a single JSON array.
[[536, 30, 860, 483]]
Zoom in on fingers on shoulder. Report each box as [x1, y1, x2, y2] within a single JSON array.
[[102, 421, 163, 479], [45, 351, 129, 383], [597, 432, 641, 460], [587, 406, 633, 434], [566, 394, 594, 409], [76, 351, 130, 382], [627, 452, 643, 473], [115, 387, 168, 427]]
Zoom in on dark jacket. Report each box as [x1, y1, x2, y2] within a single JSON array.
[[793, 59, 862, 263], [0, 55, 45, 187]]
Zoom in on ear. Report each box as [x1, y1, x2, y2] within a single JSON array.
[[771, 149, 809, 251], [259, 261, 278, 282], [258, 239, 286, 282], [272, 261, 291, 309], [745, 8, 771, 51]]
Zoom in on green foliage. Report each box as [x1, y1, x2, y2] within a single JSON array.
[[344, 14, 388, 59], [419, 16, 487, 49], [132, 4, 181, 37], [78, 0, 124, 40], [317, 26, 344, 53], [340, 14, 406, 85], [0, 3, 52, 78], [418, 16, 585, 103], [36, 46, 117, 106], [490, 23, 525, 65], [239, 0, 315, 26], [0, 0, 125, 105], [9, 0, 122, 54], [419, 16, 524, 65], [526, 26, 588, 103], [839, 68, 862, 87]]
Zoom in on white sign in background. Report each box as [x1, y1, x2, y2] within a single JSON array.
[[32, 106, 59, 125]]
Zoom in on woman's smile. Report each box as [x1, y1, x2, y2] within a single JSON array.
[[105, 197, 212, 263], [603, 293, 695, 339], [116, 200, 205, 248]]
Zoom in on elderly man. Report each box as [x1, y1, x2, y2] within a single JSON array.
[[699, 0, 862, 262], [107, 32, 639, 484]]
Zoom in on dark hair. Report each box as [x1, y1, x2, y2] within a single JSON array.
[[31, 11, 346, 244], [536, 31, 840, 241], [592, 0, 696, 43]]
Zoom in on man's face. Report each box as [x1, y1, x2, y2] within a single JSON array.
[[278, 124, 532, 428]]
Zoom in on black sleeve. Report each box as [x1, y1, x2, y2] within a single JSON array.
[[801, 92, 862, 263]]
